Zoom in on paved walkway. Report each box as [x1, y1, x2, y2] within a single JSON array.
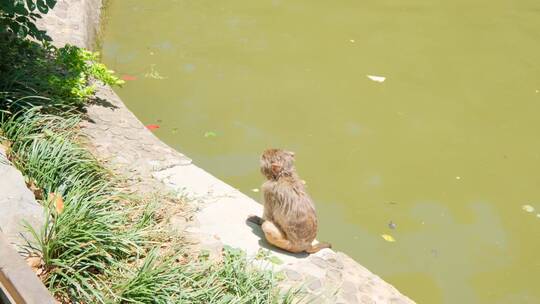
[[36, 1, 416, 303]]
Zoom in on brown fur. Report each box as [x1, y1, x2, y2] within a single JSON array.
[[248, 149, 331, 253]]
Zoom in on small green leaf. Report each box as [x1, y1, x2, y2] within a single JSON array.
[[268, 256, 283, 265], [13, 0, 28, 15], [275, 271, 286, 281], [204, 131, 217, 138], [36, 0, 49, 13], [26, 0, 37, 11], [46, 0, 57, 8], [15, 24, 29, 38]]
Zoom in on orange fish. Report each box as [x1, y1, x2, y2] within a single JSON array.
[[146, 124, 160, 131], [121, 74, 137, 81]]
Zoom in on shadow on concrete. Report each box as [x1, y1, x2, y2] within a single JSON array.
[[245, 218, 309, 259], [81, 96, 119, 123], [88, 96, 118, 110]]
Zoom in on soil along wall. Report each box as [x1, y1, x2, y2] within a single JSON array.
[[38, 1, 415, 303]]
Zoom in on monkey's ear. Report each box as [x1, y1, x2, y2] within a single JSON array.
[[271, 163, 282, 174]]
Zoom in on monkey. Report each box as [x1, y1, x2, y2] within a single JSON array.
[[247, 148, 331, 254]]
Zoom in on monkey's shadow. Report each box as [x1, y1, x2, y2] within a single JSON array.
[[245, 220, 309, 259]]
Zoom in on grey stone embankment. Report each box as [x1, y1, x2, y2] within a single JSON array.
[[35, 1, 416, 303], [0, 146, 54, 303], [0, 233, 56, 304], [0, 146, 44, 249]]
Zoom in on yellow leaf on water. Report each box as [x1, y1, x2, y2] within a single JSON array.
[[381, 234, 396, 242], [367, 75, 386, 83]]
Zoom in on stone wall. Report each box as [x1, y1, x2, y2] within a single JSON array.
[[36, 1, 415, 303], [36, 0, 102, 49], [0, 147, 44, 248]]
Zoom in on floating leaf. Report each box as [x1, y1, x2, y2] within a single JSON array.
[[367, 75, 386, 83], [146, 124, 160, 131], [121, 74, 137, 81], [381, 234, 396, 242], [204, 131, 217, 138], [522, 204, 535, 213]]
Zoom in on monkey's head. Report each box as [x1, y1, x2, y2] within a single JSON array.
[[260, 148, 296, 180]]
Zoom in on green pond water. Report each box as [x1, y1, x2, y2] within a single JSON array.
[[100, 1, 540, 302]]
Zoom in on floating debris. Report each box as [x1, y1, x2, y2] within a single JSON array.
[[388, 221, 397, 230], [456, 176, 461, 180], [145, 64, 166, 79], [522, 204, 535, 213], [367, 75, 386, 83], [146, 124, 160, 131], [381, 234, 396, 242], [204, 131, 217, 138], [251, 188, 259, 193], [350, 39, 355, 43]]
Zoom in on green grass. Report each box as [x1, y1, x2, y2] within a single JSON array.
[[2, 109, 143, 301], [0, 34, 299, 303]]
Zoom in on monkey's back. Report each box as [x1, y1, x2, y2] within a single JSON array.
[[262, 177, 318, 248]]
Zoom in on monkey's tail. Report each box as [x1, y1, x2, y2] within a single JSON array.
[[306, 242, 332, 254]]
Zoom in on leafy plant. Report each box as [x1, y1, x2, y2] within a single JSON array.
[[0, 0, 57, 41], [0, 36, 123, 113]]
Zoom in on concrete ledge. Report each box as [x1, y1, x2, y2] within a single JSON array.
[[0, 147, 44, 250], [0, 233, 55, 304]]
